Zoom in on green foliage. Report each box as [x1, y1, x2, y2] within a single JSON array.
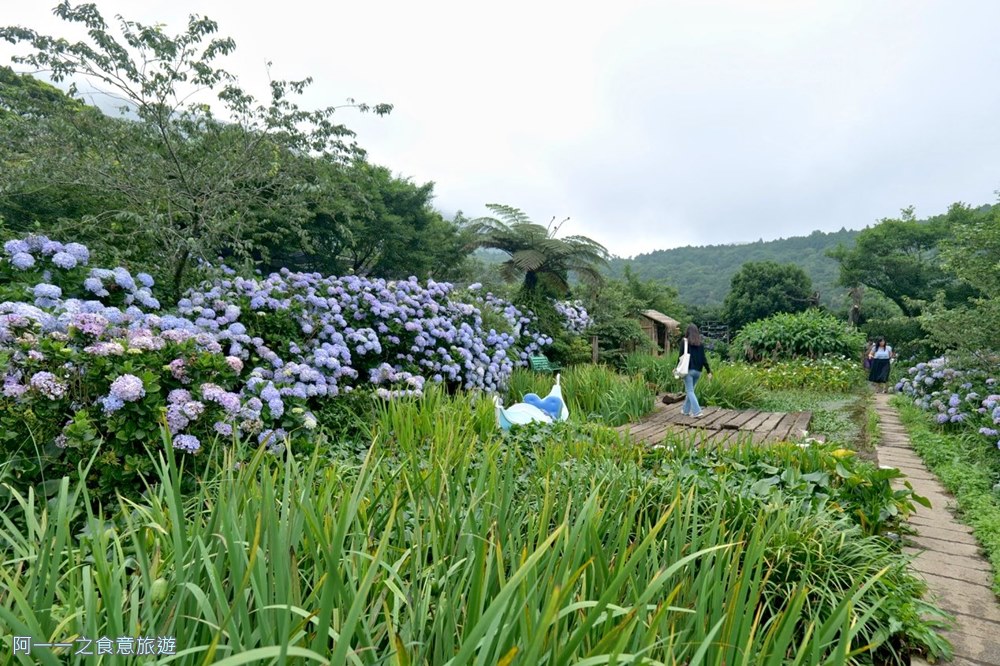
[[545, 332, 593, 367], [895, 400, 1000, 595], [748, 391, 879, 455], [723, 260, 816, 330], [262, 160, 472, 281], [828, 206, 976, 317], [0, 328, 238, 503], [506, 364, 654, 426], [0, 399, 952, 665], [579, 279, 652, 367], [611, 227, 859, 309], [658, 441, 930, 537], [940, 201, 1000, 298], [861, 316, 936, 361], [466, 204, 609, 297], [622, 353, 761, 409], [921, 297, 1000, 370], [578, 269, 687, 367], [731, 310, 865, 362], [920, 200, 1000, 361], [0, 6, 391, 297], [746, 356, 866, 393]]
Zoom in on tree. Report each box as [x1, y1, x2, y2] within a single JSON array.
[[580, 278, 652, 365], [827, 207, 972, 317], [0, 2, 391, 298], [465, 204, 609, 298], [262, 160, 471, 280], [922, 200, 1000, 364], [622, 267, 687, 321], [722, 260, 816, 330], [0, 65, 124, 236]]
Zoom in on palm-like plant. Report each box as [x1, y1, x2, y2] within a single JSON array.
[[466, 204, 609, 296]]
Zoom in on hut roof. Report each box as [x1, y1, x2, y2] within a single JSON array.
[[639, 310, 680, 329]]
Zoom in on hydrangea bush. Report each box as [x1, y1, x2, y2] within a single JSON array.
[[1, 235, 586, 497], [896, 357, 1000, 449], [553, 299, 593, 335]]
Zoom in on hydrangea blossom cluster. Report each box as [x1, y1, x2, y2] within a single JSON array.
[[469, 291, 553, 363], [553, 299, 593, 334], [176, 270, 533, 396], [101, 374, 146, 413], [3, 235, 580, 460], [83, 267, 159, 309], [897, 357, 1000, 448], [3, 236, 89, 273]]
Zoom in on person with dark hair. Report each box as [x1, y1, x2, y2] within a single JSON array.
[[867, 336, 894, 393], [679, 323, 713, 417]]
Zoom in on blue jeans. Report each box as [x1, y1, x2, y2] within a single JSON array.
[[682, 369, 702, 415]]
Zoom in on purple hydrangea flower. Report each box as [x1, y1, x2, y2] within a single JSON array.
[[167, 389, 192, 405], [109, 374, 145, 402], [29, 371, 66, 399], [173, 434, 201, 453], [3, 239, 29, 255], [64, 242, 90, 264]]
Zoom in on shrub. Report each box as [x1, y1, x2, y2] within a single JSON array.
[[731, 309, 865, 362], [748, 356, 865, 392], [0, 234, 587, 499], [896, 357, 1000, 448]]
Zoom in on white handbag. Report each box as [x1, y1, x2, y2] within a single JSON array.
[[673, 339, 690, 379]]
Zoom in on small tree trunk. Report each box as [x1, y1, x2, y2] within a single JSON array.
[[848, 285, 863, 327], [172, 248, 190, 303]]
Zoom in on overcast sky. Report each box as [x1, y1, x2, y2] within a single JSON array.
[[4, 1, 1000, 258]]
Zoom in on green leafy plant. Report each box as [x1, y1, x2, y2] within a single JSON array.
[[0, 411, 952, 665], [731, 310, 865, 362]]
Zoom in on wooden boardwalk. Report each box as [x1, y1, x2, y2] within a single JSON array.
[[875, 394, 1000, 665], [617, 399, 812, 447]]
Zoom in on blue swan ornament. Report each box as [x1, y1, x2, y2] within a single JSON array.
[[522, 373, 570, 421], [493, 395, 553, 431], [494, 374, 569, 431]]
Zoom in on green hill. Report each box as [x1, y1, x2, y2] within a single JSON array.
[[610, 228, 861, 310]]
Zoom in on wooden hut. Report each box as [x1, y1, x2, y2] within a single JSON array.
[[637, 310, 681, 355]]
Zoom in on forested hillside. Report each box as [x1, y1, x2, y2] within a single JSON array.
[[609, 228, 861, 309]]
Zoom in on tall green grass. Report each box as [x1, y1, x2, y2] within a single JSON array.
[[0, 392, 950, 665], [623, 354, 761, 409]]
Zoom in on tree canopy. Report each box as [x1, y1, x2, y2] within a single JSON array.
[[466, 204, 609, 298], [1, 2, 392, 297], [827, 207, 975, 317], [722, 260, 816, 330]]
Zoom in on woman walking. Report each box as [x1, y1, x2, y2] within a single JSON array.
[[679, 323, 713, 417], [867, 337, 894, 393]]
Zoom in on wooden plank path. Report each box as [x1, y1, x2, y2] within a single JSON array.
[[875, 393, 1000, 666], [616, 398, 812, 447]]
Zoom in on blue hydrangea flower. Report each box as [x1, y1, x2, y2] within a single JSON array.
[[173, 434, 201, 453], [51, 251, 77, 269], [11, 252, 35, 270]]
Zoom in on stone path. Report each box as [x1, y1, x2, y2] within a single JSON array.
[[875, 393, 1000, 665]]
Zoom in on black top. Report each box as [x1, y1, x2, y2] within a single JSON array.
[[681, 339, 711, 374]]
